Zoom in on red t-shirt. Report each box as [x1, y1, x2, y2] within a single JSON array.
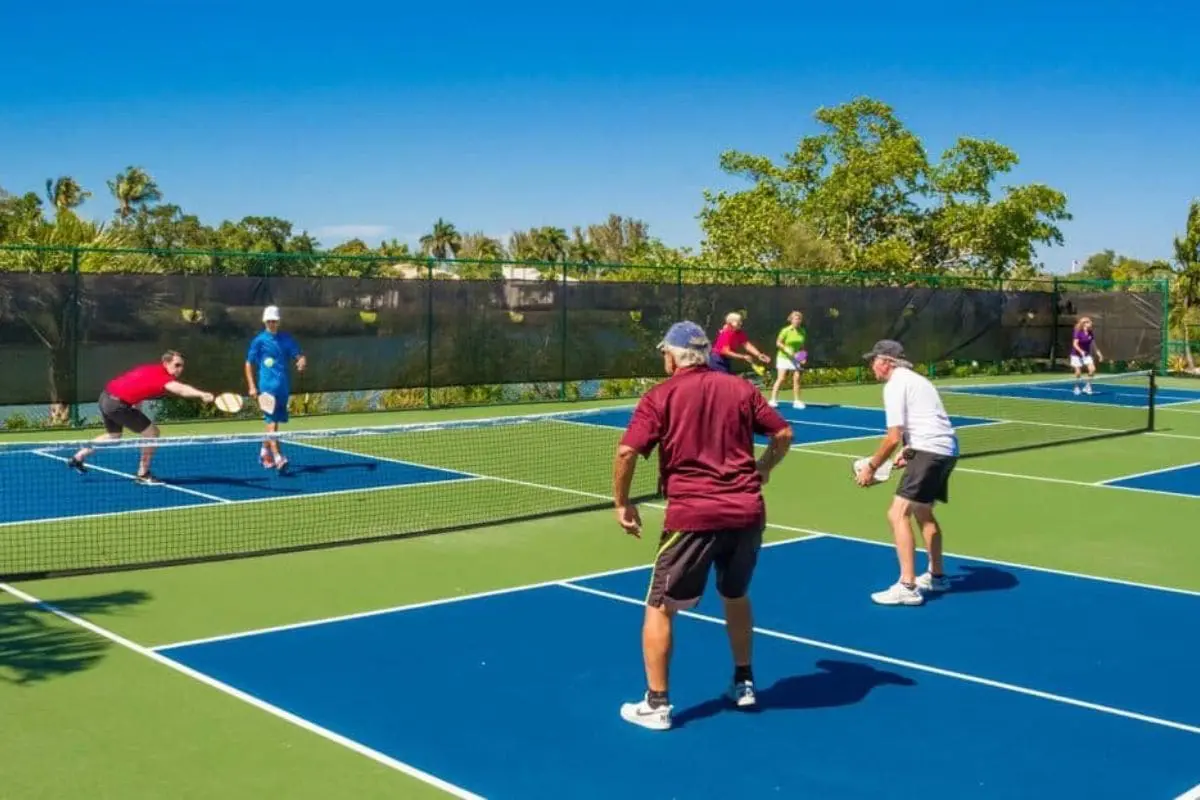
[[712, 326, 748, 359], [105, 363, 173, 405], [619, 366, 789, 532]]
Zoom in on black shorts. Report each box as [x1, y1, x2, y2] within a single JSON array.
[[645, 526, 763, 610], [98, 391, 152, 435], [896, 449, 957, 505]]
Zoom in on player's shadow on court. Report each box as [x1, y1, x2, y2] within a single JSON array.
[[167, 462, 378, 492], [672, 659, 915, 727], [923, 565, 1019, 603], [0, 590, 151, 685]]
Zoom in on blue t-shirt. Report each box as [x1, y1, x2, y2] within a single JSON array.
[[247, 330, 301, 394]]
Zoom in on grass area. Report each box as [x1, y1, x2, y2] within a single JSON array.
[[3, 372, 1199, 798]]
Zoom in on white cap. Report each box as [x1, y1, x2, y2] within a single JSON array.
[[262, 305, 281, 322]]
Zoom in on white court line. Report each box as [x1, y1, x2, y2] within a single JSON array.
[[792, 445, 1200, 501], [33, 451, 231, 504], [0, 580, 487, 800], [1099, 460, 1200, 485], [1176, 781, 1200, 800], [560, 581, 1200, 736]]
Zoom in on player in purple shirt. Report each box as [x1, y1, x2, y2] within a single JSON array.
[[1070, 316, 1103, 395]]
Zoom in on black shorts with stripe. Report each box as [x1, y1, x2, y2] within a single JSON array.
[[896, 449, 957, 505], [645, 526, 764, 610]]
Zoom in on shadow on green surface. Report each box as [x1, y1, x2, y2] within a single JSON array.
[[0, 590, 151, 685]]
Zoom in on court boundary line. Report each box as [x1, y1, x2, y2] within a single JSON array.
[[1099, 460, 1200, 486], [0, 580, 487, 800], [559, 581, 1200, 736], [1176, 781, 1200, 800], [34, 450, 232, 504], [150, 523, 1200, 653]]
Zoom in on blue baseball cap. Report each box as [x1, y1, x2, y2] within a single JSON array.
[[658, 321, 710, 351]]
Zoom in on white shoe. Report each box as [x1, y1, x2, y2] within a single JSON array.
[[1083, 384, 1093, 395], [768, 399, 779, 407], [727, 680, 757, 708], [871, 581, 924, 606], [620, 694, 672, 730], [915, 571, 951, 593], [792, 401, 805, 409], [1073, 386, 1082, 395]]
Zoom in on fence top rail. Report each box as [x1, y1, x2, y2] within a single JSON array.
[[0, 243, 1170, 292]]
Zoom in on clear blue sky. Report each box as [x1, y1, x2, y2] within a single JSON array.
[[1, 0, 1197, 271]]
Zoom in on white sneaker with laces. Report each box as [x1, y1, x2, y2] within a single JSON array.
[[792, 401, 805, 409], [727, 680, 757, 708], [620, 694, 672, 730], [915, 571, 951, 593], [871, 581, 924, 606]]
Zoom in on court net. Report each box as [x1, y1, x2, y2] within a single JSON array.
[[941, 369, 1156, 458], [0, 409, 660, 580]]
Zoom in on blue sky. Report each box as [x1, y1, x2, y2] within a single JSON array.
[[1, 0, 1197, 271]]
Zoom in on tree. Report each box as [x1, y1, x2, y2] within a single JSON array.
[[419, 218, 462, 260], [699, 96, 1070, 278], [1172, 200, 1200, 372], [107, 166, 162, 221], [44, 177, 91, 214]]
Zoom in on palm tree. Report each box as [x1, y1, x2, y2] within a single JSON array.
[[44, 177, 91, 214], [419, 218, 462, 261], [533, 226, 568, 262], [1172, 200, 1200, 372], [107, 166, 162, 221]]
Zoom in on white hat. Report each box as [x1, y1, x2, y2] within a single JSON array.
[[262, 305, 281, 322]]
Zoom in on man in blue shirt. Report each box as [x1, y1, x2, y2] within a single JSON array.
[[244, 305, 306, 470]]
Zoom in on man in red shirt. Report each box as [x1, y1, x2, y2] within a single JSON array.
[[613, 320, 793, 731], [708, 311, 770, 374], [67, 350, 215, 484]]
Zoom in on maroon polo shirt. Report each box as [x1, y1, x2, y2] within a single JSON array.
[[619, 365, 790, 532]]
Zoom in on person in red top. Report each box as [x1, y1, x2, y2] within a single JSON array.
[[708, 311, 770, 374], [613, 320, 793, 731], [67, 350, 215, 484]]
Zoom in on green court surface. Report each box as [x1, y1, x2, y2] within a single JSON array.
[[3, 375, 1199, 799]]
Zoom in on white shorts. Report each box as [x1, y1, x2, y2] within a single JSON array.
[[1069, 355, 1094, 369], [776, 354, 801, 373]]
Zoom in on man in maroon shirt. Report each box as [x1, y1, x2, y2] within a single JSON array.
[[67, 350, 215, 484], [613, 320, 793, 731]]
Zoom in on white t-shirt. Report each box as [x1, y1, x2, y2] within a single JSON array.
[[882, 367, 959, 457]]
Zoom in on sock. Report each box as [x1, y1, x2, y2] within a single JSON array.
[[646, 690, 669, 708], [734, 664, 754, 684]]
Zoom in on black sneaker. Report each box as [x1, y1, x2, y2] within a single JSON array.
[[66, 457, 86, 474]]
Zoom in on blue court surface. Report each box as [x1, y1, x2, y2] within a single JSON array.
[[154, 535, 1200, 799], [943, 378, 1200, 408], [0, 439, 474, 527], [1103, 462, 1200, 498]]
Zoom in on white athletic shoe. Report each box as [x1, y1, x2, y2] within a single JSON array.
[[620, 694, 672, 731], [768, 399, 779, 407], [792, 401, 805, 410], [1083, 384, 1093, 395], [915, 571, 951, 593], [1073, 386, 1082, 395], [727, 680, 757, 708], [871, 581, 924, 606]]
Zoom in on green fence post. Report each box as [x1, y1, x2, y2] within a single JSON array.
[[560, 261, 568, 401], [425, 259, 433, 409], [1160, 278, 1170, 375], [1049, 276, 1060, 372], [69, 247, 82, 428]]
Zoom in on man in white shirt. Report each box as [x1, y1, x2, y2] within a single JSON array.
[[855, 340, 959, 606]]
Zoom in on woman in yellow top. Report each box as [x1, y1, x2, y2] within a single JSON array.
[[769, 310, 807, 409]]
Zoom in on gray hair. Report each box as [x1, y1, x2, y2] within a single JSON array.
[[663, 344, 710, 368]]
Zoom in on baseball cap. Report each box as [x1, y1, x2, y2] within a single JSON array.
[[262, 305, 281, 322], [657, 321, 710, 351], [862, 339, 905, 360]]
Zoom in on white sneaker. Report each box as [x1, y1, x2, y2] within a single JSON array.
[[871, 581, 924, 606], [792, 401, 805, 409], [727, 680, 757, 708], [768, 399, 779, 407], [915, 571, 951, 593], [1073, 386, 1082, 395], [620, 693, 672, 730], [1083, 384, 1093, 395]]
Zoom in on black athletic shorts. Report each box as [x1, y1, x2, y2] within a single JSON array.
[[896, 449, 957, 505], [98, 391, 152, 435], [645, 525, 763, 610]]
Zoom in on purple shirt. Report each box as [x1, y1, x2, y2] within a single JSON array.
[[1073, 329, 1094, 355]]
